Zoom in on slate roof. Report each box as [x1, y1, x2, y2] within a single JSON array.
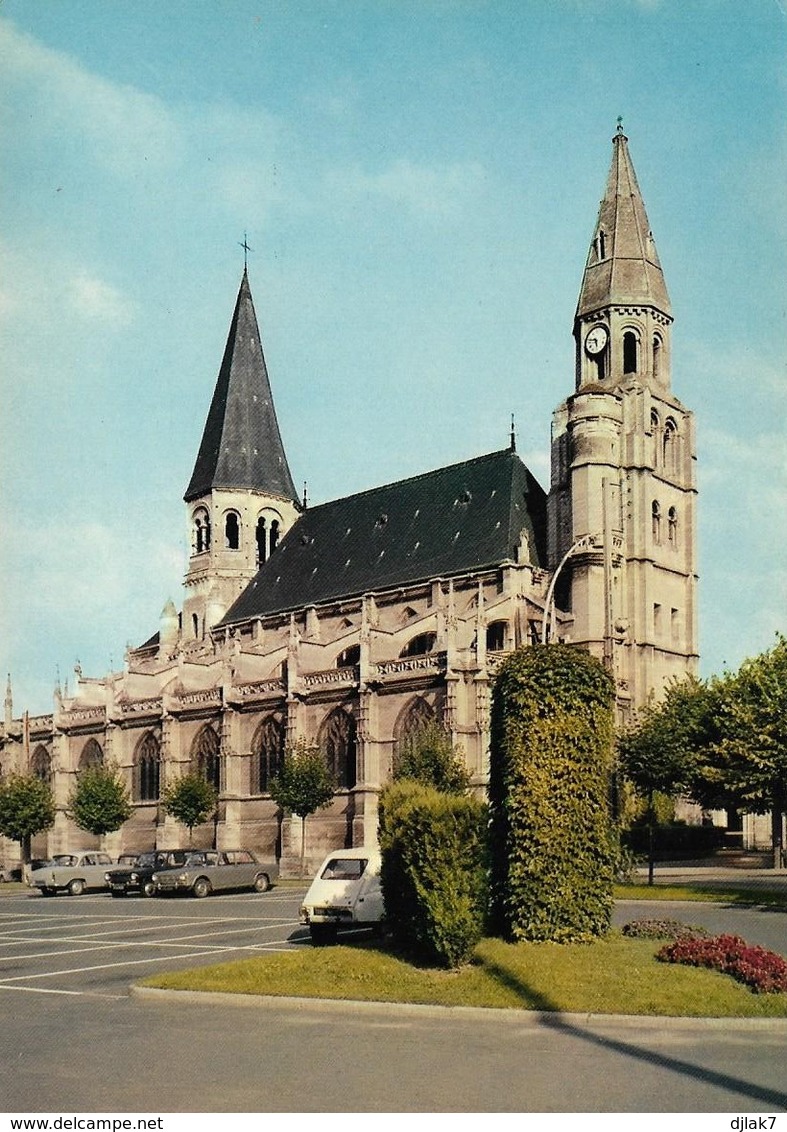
[[184, 270, 298, 504], [576, 128, 671, 319], [219, 448, 547, 626]]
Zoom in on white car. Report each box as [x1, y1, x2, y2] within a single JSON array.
[[300, 848, 385, 945], [29, 852, 114, 896]]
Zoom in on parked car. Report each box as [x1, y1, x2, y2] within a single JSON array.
[[29, 852, 114, 896], [300, 848, 384, 945], [105, 850, 191, 897], [151, 849, 278, 897]]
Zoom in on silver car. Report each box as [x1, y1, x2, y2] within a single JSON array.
[[29, 852, 114, 896], [151, 849, 277, 897]]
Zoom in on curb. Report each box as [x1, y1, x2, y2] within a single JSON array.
[[130, 985, 787, 1031]]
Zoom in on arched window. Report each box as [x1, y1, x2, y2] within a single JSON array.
[[400, 632, 436, 658], [270, 520, 280, 554], [252, 715, 285, 794], [653, 335, 663, 379], [192, 613, 200, 639], [134, 731, 160, 802], [225, 512, 240, 550], [78, 739, 104, 772], [668, 507, 678, 546], [319, 708, 356, 790], [486, 621, 508, 651], [623, 331, 639, 374], [663, 419, 678, 473], [193, 508, 211, 554], [256, 517, 267, 565], [30, 745, 52, 786], [651, 501, 662, 544], [393, 697, 437, 773], [336, 644, 360, 668], [191, 725, 221, 792]]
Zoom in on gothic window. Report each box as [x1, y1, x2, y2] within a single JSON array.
[[668, 507, 678, 546], [623, 331, 639, 374], [78, 739, 104, 772], [486, 621, 508, 651], [651, 501, 662, 544], [663, 419, 678, 473], [225, 511, 240, 550], [393, 697, 437, 773], [134, 731, 161, 802], [193, 508, 211, 554], [252, 715, 284, 794], [191, 724, 221, 792], [400, 632, 436, 658], [256, 517, 267, 565], [270, 520, 280, 553], [319, 708, 356, 790], [192, 613, 199, 639], [30, 745, 52, 786], [336, 644, 360, 668]]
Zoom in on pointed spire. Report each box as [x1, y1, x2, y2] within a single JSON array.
[[184, 270, 298, 504], [576, 126, 671, 319]]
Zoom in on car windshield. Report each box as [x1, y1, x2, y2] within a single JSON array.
[[136, 853, 158, 867], [321, 858, 368, 881]]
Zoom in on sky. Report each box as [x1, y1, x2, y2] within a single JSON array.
[[1, 0, 785, 718]]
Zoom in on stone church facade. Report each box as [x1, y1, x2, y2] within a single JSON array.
[[1, 129, 703, 871]]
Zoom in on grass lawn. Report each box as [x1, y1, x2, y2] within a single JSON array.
[[614, 883, 786, 906], [140, 932, 787, 1018]]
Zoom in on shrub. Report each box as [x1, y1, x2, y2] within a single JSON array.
[[488, 644, 616, 942], [393, 720, 470, 795], [657, 934, 787, 994], [622, 822, 726, 858], [378, 780, 488, 969], [621, 918, 708, 941]]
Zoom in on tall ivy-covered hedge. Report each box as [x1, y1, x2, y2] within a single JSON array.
[[489, 644, 616, 942], [378, 781, 488, 968]]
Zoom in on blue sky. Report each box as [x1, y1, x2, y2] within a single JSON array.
[[1, 0, 785, 717]]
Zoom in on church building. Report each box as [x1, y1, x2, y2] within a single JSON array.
[[1, 128, 700, 871]]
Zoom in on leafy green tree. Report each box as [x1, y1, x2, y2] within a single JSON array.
[[0, 773, 55, 863], [488, 644, 616, 942], [393, 719, 470, 795], [69, 763, 132, 839], [268, 739, 335, 876], [618, 675, 719, 884], [162, 773, 218, 844], [710, 635, 787, 868]]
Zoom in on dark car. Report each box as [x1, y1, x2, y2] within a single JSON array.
[[105, 850, 191, 897]]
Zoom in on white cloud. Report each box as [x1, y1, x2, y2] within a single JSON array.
[[326, 158, 487, 219], [68, 271, 135, 325], [0, 18, 183, 176]]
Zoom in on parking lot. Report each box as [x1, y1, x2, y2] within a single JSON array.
[[0, 885, 308, 998]]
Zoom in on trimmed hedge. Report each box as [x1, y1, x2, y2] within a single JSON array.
[[489, 644, 616, 942], [622, 822, 726, 858], [378, 781, 488, 969]]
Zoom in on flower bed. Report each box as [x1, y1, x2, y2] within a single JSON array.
[[622, 918, 708, 941], [657, 934, 787, 994]]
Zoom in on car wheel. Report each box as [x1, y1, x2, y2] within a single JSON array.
[[68, 879, 86, 897], [192, 877, 212, 899], [252, 873, 270, 893], [310, 923, 338, 946], [141, 880, 157, 897]]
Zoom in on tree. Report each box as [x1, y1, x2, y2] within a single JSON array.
[[393, 720, 470, 795], [161, 773, 218, 843], [268, 739, 335, 876], [0, 773, 55, 863], [710, 635, 787, 868], [69, 763, 132, 839], [618, 675, 719, 884], [488, 644, 616, 942]]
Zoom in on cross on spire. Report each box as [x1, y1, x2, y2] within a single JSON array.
[[239, 233, 253, 270]]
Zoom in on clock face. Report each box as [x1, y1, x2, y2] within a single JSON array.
[[585, 326, 608, 355]]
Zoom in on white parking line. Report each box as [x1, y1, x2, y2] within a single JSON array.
[[0, 945, 264, 984], [0, 917, 299, 946]]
